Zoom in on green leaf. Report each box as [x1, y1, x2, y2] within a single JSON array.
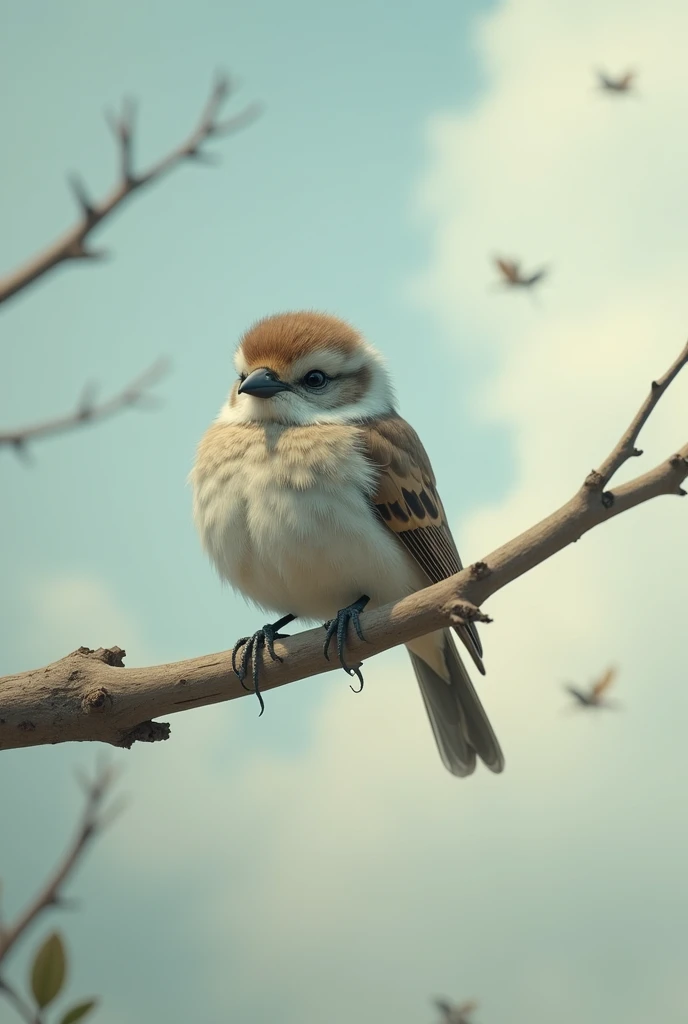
[[60, 999, 98, 1024], [30, 931, 67, 1008]]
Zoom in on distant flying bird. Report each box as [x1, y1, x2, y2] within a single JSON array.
[[597, 69, 636, 94], [565, 666, 619, 708], [434, 998, 479, 1024], [493, 257, 548, 289]]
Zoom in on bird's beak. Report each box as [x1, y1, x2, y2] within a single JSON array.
[[238, 367, 292, 399]]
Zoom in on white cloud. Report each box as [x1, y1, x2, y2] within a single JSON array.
[[209, 2, 688, 1020], [23, 574, 154, 668], [409, 0, 688, 756]]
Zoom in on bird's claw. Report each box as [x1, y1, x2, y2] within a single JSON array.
[[231, 614, 294, 716], [323, 595, 370, 693]]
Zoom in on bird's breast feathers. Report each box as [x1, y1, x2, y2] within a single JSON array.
[[191, 420, 417, 619]]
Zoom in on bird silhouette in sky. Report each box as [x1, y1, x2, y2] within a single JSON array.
[[597, 69, 636, 94], [493, 256, 548, 290], [434, 998, 479, 1024], [564, 666, 620, 709]]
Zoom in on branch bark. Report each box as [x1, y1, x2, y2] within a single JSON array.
[[0, 358, 169, 455], [1, 343, 686, 752], [0, 73, 260, 307]]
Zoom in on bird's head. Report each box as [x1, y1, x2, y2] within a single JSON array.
[[218, 311, 395, 426]]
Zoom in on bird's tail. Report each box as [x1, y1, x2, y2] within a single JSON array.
[[407, 629, 504, 777]]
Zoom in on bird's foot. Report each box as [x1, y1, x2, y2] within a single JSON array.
[[323, 595, 370, 693], [232, 613, 296, 716]]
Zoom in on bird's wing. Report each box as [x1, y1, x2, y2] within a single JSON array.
[[619, 71, 635, 88], [564, 684, 590, 705], [495, 257, 519, 282], [592, 666, 617, 698], [456, 1000, 478, 1016], [433, 999, 454, 1019], [360, 414, 484, 673]]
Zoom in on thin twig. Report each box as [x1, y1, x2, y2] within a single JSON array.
[[0, 357, 169, 454], [0, 764, 118, 962], [591, 340, 688, 488], [0, 978, 41, 1024], [0, 73, 261, 306], [0, 338, 686, 749]]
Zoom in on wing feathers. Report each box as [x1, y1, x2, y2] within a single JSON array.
[[592, 666, 617, 698], [360, 415, 484, 670]]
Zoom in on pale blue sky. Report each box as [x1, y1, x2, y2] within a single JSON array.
[[1, 0, 501, 1018], [4, 1, 688, 1023], [1, 0, 505, 673]]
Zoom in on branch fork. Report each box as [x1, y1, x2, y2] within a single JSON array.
[[0, 72, 261, 307]]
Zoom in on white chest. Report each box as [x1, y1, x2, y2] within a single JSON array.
[[191, 422, 415, 620]]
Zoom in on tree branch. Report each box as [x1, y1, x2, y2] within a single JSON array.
[[590, 339, 688, 488], [0, 358, 169, 455], [0, 764, 117, 963], [0, 72, 261, 307], [1, 342, 686, 751], [0, 977, 41, 1024]]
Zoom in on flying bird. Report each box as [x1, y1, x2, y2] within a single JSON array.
[[597, 69, 636, 94], [565, 666, 619, 708], [191, 311, 504, 777], [493, 256, 548, 289], [434, 998, 479, 1024]]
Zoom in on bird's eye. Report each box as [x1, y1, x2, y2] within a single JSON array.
[[303, 370, 328, 389]]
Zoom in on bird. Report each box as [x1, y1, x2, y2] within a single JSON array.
[[564, 666, 618, 708], [191, 310, 504, 777], [434, 998, 479, 1024], [493, 256, 548, 289], [596, 69, 636, 94]]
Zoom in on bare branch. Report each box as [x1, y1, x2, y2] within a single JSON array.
[[0, 358, 169, 453], [590, 339, 688, 488], [67, 174, 96, 225], [0, 73, 261, 307], [0, 340, 686, 751], [0, 977, 41, 1024], [105, 97, 137, 185], [0, 764, 117, 963]]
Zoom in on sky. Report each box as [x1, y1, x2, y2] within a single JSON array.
[[2, 1, 688, 1023]]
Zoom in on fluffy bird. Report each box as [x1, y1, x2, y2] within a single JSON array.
[[493, 257, 547, 289], [191, 311, 504, 777], [565, 666, 618, 708]]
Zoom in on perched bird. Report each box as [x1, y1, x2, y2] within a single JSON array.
[[596, 69, 636, 94], [191, 311, 504, 777], [493, 256, 547, 289], [434, 998, 479, 1024], [565, 666, 618, 708]]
